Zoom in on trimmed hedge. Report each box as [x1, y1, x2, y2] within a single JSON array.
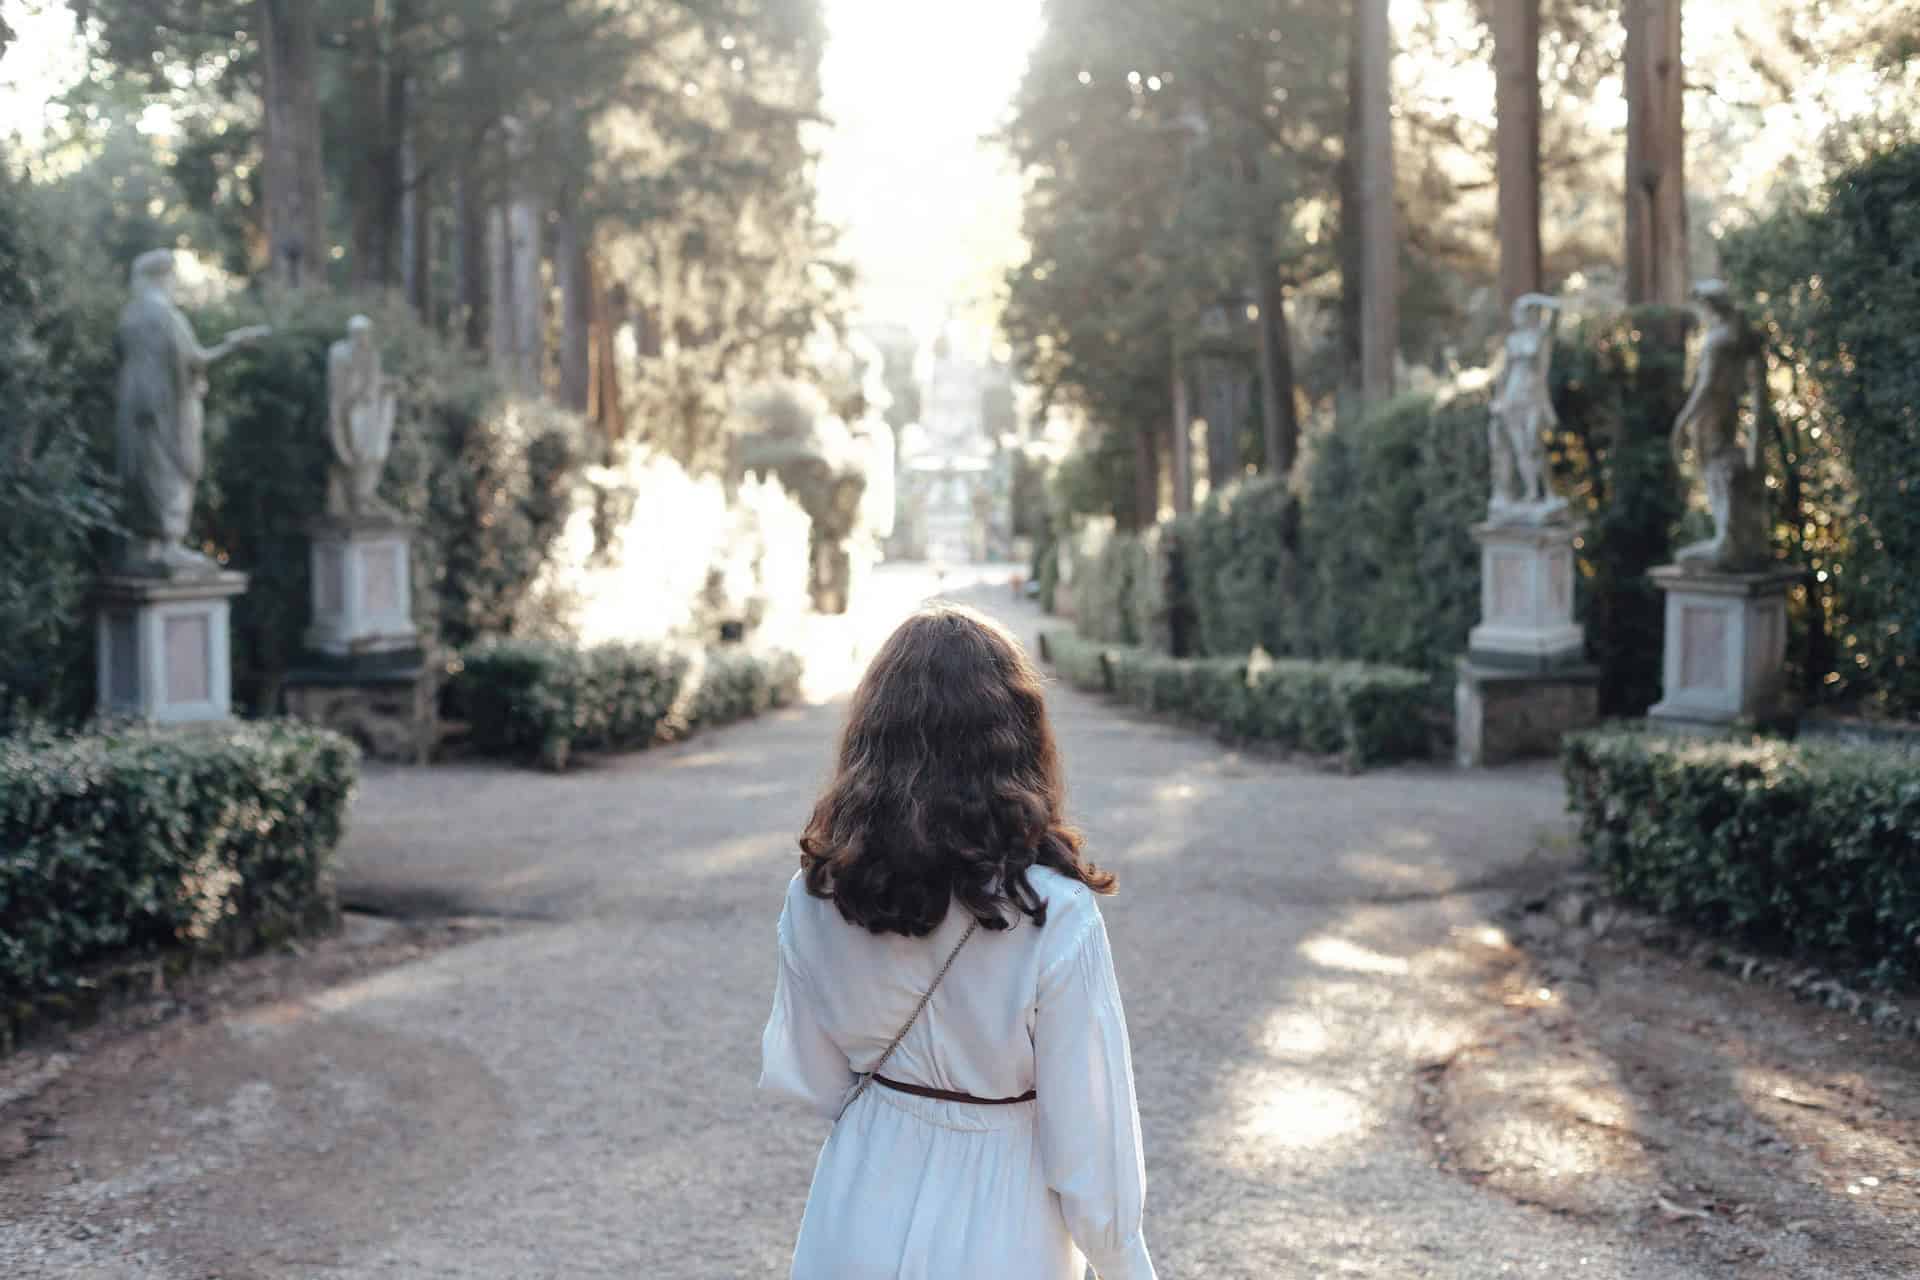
[[1042, 628, 1429, 769], [1564, 729, 1920, 987], [449, 638, 802, 769], [685, 647, 805, 731], [1723, 140, 1920, 717], [0, 722, 358, 1015]]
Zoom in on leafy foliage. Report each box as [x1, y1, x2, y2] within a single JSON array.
[[1041, 628, 1429, 770], [0, 167, 120, 730], [1564, 728, 1920, 988], [0, 721, 357, 1012], [1722, 141, 1920, 718], [1549, 308, 1688, 716], [449, 637, 800, 770], [193, 292, 583, 710], [1059, 319, 1695, 721]]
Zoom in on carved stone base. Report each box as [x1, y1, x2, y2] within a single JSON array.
[[1647, 565, 1804, 729], [282, 653, 436, 764], [1468, 520, 1586, 671], [96, 571, 249, 724], [1454, 660, 1601, 767], [306, 517, 418, 659]]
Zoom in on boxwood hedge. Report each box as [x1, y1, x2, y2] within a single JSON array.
[[0, 722, 358, 1024], [1042, 628, 1430, 770], [449, 638, 802, 769], [1564, 728, 1920, 987]]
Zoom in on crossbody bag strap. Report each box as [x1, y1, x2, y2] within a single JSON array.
[[835, 918, 978, 1123]]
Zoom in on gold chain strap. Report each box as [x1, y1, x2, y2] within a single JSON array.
[[836, 918, 979, 1123]]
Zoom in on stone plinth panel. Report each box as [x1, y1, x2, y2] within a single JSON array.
[[1455, 660, 1601, 767], [96, 571, 249, 724], [284, 655, 436, 764], [1468, 520, 1586, 671], [1648, 565, 1803, 728], [306, 517, 418, 659]]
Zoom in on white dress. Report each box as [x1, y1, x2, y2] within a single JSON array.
[[759, 866, 1158, 1280]]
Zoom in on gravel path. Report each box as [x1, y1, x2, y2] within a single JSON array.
[[3, 568, 1720, 1277]]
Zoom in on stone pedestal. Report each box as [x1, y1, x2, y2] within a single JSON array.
[[305, 517, 418, 659], [286, 516, 432, 761], [1456, 520, 1597, 766], [283, 651, 436, 764], [96, 571, 249, 724], [1647, 565, 1803, 730], [1467, 520, 1585, 670], [1455, 659, 1600, 767]]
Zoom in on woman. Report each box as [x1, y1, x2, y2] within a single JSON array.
[[760, 603, 1157, 1280]]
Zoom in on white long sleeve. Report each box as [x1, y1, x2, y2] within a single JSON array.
[[1034, 897, 1158, 1280], [759, 903, 855, 1121]]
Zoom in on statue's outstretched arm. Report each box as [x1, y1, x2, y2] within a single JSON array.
[[196, 324, 273, 367]]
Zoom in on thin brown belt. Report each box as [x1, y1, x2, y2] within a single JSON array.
[[873, 1074, 1036, 1106]]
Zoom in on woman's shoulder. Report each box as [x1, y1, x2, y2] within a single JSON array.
[[1022, 866, 1105, 959], [1024, 864, 1098, 915]]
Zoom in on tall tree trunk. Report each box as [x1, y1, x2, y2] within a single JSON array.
[[1336, 22, 1364, 401], [1624, 0, 1688, 304], [1237, 122, 1299, 477], [588, 266, 628, 439], [1256, 273, 1300, 474], [258, 0, 325, 287], [400, 113, 431, 315], [1356, 0, 1398, 402], [1170, 345, 1194, 516], [488, 121, 545, 397], [557, 204, 592, 414], [454, 162, 488, 350], [1494, 0, 1544, 308], [1131, 422, 1160, 531]]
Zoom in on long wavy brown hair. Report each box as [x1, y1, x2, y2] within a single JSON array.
[[799, 602, 1116, 936]]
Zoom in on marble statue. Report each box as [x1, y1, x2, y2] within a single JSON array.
[[114, 249, 270, 574], [326, 316, 401, 519], [1672, 280, 1770, 572], [1488, 292, 1565, 523]]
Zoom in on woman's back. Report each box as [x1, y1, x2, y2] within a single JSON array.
[[777, 866, 1093, 1103], [757, 602, 1156, 1280]]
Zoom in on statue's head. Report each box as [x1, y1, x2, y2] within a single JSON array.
[[348, 315, 375, 348], [130, 249, 177, 297], [1691, 278, 1734, 315]]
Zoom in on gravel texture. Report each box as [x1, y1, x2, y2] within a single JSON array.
[[0, 567, 1802, 1277]]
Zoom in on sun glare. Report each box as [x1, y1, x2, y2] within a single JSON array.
[[816, 0, 1042, 344]]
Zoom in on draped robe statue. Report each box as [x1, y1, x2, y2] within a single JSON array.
[[1487, 292, 1565, 522], [325, 316, 400, 519], [113, 249, 270, 574], [1672, 281, 1770, 571]]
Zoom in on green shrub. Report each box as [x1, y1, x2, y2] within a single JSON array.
[[1178, 477, 1302, 660], [451, 637, 800, 769], [1723, 141, 1920, 717], [0, 722, 357, 1013], [1039, 627, 1114, 693], [1564, 728, 1920, 987], [1299, 391, 1486, 679], [683, 647, 804, 730], [1550, 309, 1689, 715], [1042, 629, 1428, 769], [1065, 518, 1137, 645], [450, 638, 689, 768], [0, 168, 120, 730]]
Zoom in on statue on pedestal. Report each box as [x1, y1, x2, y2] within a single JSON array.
[[326, 315, 401, 519], [1672, 280, 1770, 572], [1487, 292, 1566, 524], [114, 249, 271, 574]]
